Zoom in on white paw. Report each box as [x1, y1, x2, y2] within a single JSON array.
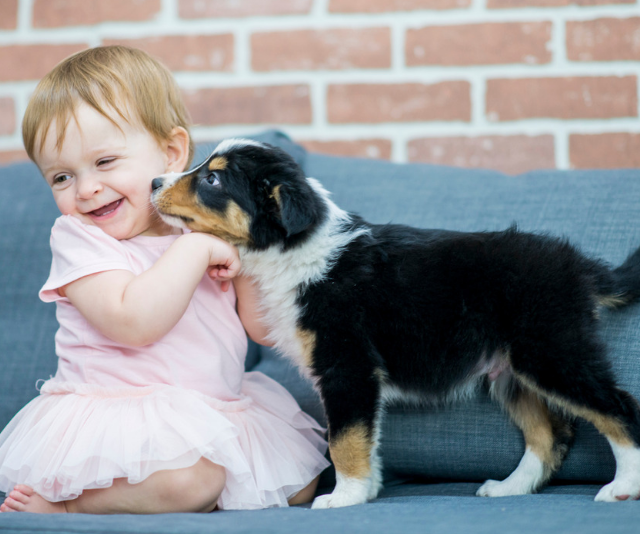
[[311, 474, 371, 509], [476, 479, 531, 497], [477, 449, 544, 497], [477, 479, 506, 497], [311, 490, 367, 509], [595, 478, 640, 502]]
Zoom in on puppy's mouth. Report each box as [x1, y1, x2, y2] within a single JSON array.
[[88, 199, 123, 218]]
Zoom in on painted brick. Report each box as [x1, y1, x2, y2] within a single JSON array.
[[0, 0, 18, 30], [179, 0, 312, 18], [183, 85, 312, 125], [406, 22, 552, 66], [104, 35, 234, 72], [300, 139, 392, 160], [0, 44, 88, 82], [252, 28, 391, 71], [570, 133, 640, 169], [330, 0, 472, 12], [486, 76, 637, 121], [488, 0, 635, 7], [328, 82, 471, 123], [567, 17, 640, 62], [0, 97, 15, 136], [0, 149, 29, 165], [408, 135, 555, 174], [33, 0, 161, 28]]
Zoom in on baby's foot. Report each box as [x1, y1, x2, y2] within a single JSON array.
[[0, 485, 67, 513]]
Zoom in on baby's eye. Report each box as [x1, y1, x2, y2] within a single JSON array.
[[97, 158, 115, 167], [53, 174, 72, 184]]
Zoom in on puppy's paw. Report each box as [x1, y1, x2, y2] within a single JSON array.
[[311, 475, 371, 509], [311, 491, 367, 509], [476, 479, 532, 497], [595, 478, 640, 502], [477, 479, 505, 497]]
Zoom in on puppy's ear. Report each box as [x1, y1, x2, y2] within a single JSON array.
[[273, 182, 319, 238]]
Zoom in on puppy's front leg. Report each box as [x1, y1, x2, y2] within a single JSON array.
[[311, 368, 383, 509]]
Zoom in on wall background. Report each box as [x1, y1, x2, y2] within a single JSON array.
[[0, 0, 639, 174]]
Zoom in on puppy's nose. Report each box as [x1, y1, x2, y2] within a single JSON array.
[[151, 178, 164, 192]]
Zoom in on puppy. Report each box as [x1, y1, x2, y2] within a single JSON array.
[[151, 139, 640, 508]]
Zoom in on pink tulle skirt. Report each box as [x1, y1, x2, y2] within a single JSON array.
[[0, 372, 329, 510]]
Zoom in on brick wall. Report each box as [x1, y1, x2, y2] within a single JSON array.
[[0, 0, 639, 173]]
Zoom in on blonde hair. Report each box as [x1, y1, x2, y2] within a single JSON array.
[[22, 45, 194, 169]]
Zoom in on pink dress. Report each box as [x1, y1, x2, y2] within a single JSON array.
[[0, 215, 329, 510]]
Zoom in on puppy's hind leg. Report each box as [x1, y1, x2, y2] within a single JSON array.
[[477, 378, 575, 498], [509, 337, 640, 502]]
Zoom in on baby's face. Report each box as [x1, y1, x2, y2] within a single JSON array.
[[35, 103, 179, 240]]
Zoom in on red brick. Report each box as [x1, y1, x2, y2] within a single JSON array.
[[300, 139, 392, 160], [486, 76, 637, 121], [0, 0, 18, 30], [489, 0, 634, 7], [330, 0, 472, 12], [570, 133, 640, 169], [0, 149, 29, 166], [328, 82, 471, 123], [33, 0, 161, 28], [0, 44, 88, 82], [179, 0, 312, 18], [408, 135, 555, 175], [567, 18, 640, 62], [183, 85, 312, 125], [252, 28, 391, 72], [104, 35, 234, 72], [406, 22, 551, 66], [0, 98, 15, 136]]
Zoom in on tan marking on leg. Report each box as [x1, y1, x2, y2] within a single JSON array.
[[296, 328, 316, 368], [506, 388, 557, 472], [330, 423, 373, 480], [515, 372, 634, 448], [208, 156, 228, 171]]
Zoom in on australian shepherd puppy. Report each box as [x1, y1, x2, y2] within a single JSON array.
[[151, 139, 640, 508]]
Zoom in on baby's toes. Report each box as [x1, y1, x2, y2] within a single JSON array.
[[14, 485, 35, 496], [2, 496, 26, 512], [9, 490, 30, 505]]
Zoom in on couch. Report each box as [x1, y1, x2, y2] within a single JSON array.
[[1, 130, 640, 533]]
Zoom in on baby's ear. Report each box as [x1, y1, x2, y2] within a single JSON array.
[[165, 127, 190, 172]]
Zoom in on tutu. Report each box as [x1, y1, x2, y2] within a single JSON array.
[[0, 372, 330, 510]]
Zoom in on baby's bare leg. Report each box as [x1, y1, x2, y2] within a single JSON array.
[[288, 476, 320, 506], [2, 458, 225, 515]]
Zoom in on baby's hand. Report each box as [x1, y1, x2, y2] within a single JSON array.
[[183, 233, 241, 292]]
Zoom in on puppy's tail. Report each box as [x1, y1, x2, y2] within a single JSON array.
[[598, 245, 640, 309]]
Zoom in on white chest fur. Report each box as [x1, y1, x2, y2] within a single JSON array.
[[239, 179, 368, 375]]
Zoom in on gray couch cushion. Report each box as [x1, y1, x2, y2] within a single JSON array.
[[0, 483, 637, 534], [254, 151, 640, 485]]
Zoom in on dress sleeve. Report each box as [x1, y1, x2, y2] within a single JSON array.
[[39, 215, 134, 303]]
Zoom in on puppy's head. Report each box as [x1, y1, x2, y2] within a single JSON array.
[[151, 139, 327, 249]]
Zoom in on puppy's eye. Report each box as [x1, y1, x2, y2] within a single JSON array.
[[206, 172, 220, 187]]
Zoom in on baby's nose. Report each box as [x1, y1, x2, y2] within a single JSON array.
[[151, 178, 164, 192]]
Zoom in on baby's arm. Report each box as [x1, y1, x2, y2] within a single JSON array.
[[62, 233, 240, 347], [233, 276, 274, 347]]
